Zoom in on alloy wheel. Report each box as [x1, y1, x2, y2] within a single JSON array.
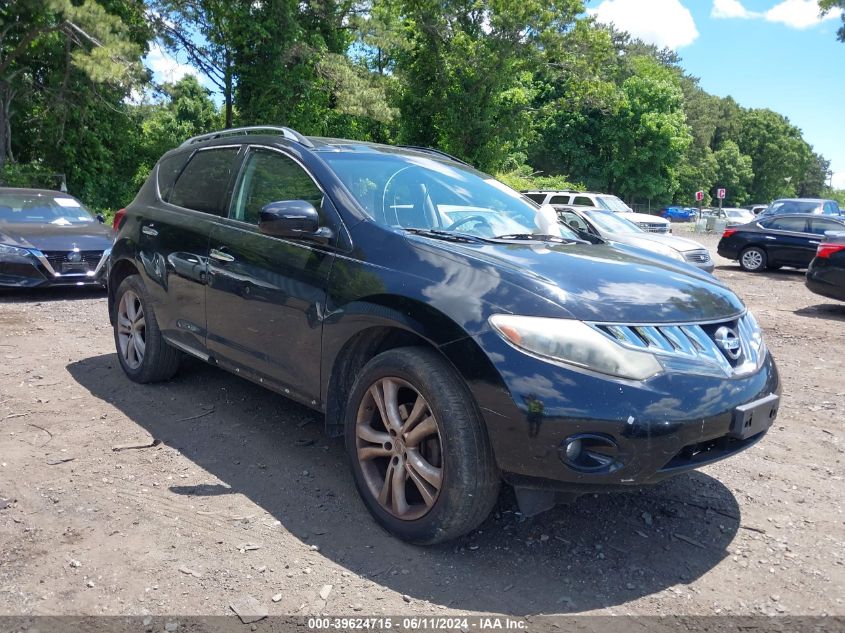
[[355, 377, 443, 520], [742, 249, 763, 270], [117, 290, 146, 369]]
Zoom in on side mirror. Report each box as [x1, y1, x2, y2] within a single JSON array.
[[96, 213, 105, 224], [258, 200, 331, 242]]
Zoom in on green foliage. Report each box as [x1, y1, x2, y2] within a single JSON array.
[[714, 141, 754, 205], [819, 0, 845, 41], [494, 165, 582, 193]]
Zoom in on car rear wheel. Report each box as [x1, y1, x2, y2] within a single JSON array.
[[345, 347, 500, 544], [740, 246, 767, 272], [113, 274, 181, 383]]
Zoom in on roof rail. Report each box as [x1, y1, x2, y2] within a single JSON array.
[[399, 145, 470, 167], [179, 126, 314, 148]]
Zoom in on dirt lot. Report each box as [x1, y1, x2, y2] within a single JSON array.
[[0, 231, 843, 623]]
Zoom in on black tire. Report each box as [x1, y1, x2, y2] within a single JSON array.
[[345, 347, 500, 545], [112, 274, 180, 383], [739, 246, 767, 272]]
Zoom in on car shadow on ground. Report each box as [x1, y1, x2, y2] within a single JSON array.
[[795, 303, 845, 322], [714, 264, 806, 280], [0, 286, 106, 303], [67, 353, 741, 615]]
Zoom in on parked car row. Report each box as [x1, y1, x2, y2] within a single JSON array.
[[523, 190, 672, 233]]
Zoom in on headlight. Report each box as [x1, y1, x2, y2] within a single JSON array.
[[0, 244, 35, 263], [489, 315, 663, 381]]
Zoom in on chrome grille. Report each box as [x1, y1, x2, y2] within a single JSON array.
[[683, 249, 711, 264], [592, 313, 765, 377], [637, 222, 670, 234]]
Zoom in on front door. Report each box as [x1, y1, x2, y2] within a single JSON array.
[[205, 146, 336, 406]]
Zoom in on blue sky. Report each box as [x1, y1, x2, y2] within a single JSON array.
[[587, 0, 845, 188], [145, 1, 844, 188]]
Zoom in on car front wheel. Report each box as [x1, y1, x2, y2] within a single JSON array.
[[345, 347, 500, 544], [740, 246, 767, 272], [113, 274, 181, 383]]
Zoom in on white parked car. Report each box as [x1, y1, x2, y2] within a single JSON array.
[[557, 206, 715, 273], [523, 190, 672, 234], [722, 207, 756, 226]]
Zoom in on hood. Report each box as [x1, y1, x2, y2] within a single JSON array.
[[0, 222, 113, 252], [617, 211, 669, 225], [609, 231, 707, 253], [406, 236, 743, 324]]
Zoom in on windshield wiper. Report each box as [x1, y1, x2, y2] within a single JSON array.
[[403, 228, 488, 243], [493, 233, 586, 244]]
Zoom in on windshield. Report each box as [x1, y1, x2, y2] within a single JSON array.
[[596, 195, 634, 214], [768, 200, 821, 215], [319, 152, 578, 240], [0, 192, 95, 225], [584, 209, 643, 234]]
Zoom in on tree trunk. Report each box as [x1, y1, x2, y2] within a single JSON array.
[[224, 55, 233, 129], [0, 80, 13, 173]]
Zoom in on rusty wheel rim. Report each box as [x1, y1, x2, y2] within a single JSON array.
[[356, 377, 443, 520]]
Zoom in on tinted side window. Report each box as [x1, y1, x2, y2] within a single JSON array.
[[230, 149, 324, 225], [524, 193, 545, 204], [549, 195, 570, 205], [809, 219, 843, 235], [573, 196, 594, 206], [157, 152, 190, 201], [169, 147, 240, 216], [769, 217, 808, 232]]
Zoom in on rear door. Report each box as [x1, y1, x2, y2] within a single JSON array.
[[204, 146, 338, 405], [762, 216, 812, 266], [136, 146, 241, 357]]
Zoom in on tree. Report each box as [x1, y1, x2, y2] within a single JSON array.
[[131, 75, 220, 188], [599, 56, 692, 202], [149, 1, 244, 128], [394, 0, 582, 171], [0, 0, 145, 170], [714, 140, 754, 206], [819, 0, 845, 41], [737, 109, 813, 202]]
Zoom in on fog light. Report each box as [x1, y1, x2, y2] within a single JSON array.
[[564, 438, 582, 462]]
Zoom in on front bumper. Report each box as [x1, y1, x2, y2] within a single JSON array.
[[470, 329, 780, 491], [0, 249, 109, 288]]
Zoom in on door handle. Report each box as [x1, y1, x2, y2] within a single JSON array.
[[142, 225, 158, 237], [210, 248, 235, 263]]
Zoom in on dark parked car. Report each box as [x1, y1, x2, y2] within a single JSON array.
[[108, 126, 780, 544], [718, 214, 845, 272], [758, 198, 841, 218], [806, 232, 845, 301], [0, 188, 112, 288]]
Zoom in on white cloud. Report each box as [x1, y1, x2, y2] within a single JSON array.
[[712, 0, 760, 19], [587, 0, 699, 50], [765, 0, 838, 28], [144, 43, 198, 84], [712, 0, 838, 29]]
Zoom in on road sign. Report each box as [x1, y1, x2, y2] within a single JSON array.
[[717, 188, 726, 199], [695, 190, 704, 201]]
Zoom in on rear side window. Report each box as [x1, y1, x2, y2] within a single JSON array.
[[169, 147, 240, 216], [809, 218, 844, 235], [549, 195, 570, 205], [524, 193, 545, 204], [157, 152, 190, 201], [769, 217, 808, 232], [573, 196, 594, 206]]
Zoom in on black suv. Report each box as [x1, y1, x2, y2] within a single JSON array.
[[108, 126, 780, 544]]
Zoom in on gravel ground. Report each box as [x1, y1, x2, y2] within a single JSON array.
[[0, 229, 843, 624]]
